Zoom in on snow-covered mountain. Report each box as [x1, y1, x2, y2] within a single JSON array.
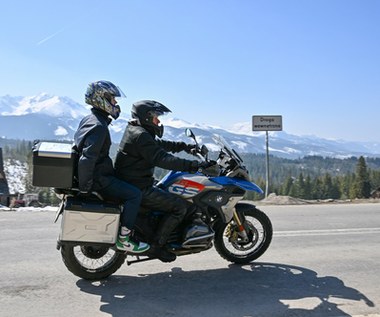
[[1, 94, 379, 159]]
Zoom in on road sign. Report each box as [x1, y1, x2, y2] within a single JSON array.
[[252, 115, 283, 197], [252, 115, 283, 131]]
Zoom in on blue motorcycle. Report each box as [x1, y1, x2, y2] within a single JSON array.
[[58, 129, 273, 280]]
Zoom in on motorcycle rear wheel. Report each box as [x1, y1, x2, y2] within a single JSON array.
[[60, 244, 126, 280], [214, 204, 272, 264]]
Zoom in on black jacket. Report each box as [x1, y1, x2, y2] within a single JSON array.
[[115, 121, 197, 189], [74, 108, 114, 192]]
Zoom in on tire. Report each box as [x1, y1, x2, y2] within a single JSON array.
[[60, 244, 126, 280], [214, 203, 273, 264]]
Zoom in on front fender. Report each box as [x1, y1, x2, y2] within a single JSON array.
[[235, 202, 258, 213]]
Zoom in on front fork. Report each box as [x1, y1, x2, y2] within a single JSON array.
[[232, 210, 249, 242]]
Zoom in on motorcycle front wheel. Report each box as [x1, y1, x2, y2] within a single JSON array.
[[60, 244, 126, 280], [214, 204, 272, 264]]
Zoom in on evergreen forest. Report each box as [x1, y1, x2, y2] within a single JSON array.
[[1, 139, 380, 205]]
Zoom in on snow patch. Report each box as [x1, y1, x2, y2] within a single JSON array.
[[54, 126, 68, 136], [231, 140, 249, 150], [161, 117, 223, 131], [3, 159, 27, 194], [1, 94, 88, 118]]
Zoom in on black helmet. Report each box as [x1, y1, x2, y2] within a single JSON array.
[[85, 80, 126, 119], [131, 100, 171, 138]]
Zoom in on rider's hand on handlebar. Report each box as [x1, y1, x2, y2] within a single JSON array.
[[198, 160, 216, 170], [184, 144, 198, 155], [197, 160, 220, 176], [190, 160, 215, 173]]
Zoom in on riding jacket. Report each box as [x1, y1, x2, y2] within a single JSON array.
[[115, 120, 197, 189], [74, 108, 114, 192]]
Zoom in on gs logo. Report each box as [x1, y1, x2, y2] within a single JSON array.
[[168, 179, 205, 198]]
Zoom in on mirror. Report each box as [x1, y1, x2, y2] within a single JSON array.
[[185, 128, 195, 138], [185, 128, 198, 147]]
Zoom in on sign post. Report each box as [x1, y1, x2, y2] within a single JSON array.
[[252, 115, 283, 197]]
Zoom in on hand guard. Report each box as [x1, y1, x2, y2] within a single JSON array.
[[197, 160, 220, 177]]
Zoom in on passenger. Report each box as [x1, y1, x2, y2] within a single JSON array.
[[114, 100, 215, 262], [74, 81, 149, 254]]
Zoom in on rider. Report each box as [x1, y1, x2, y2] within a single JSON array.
[[114, 100, 215, 262], [74, 80, 149, 254]]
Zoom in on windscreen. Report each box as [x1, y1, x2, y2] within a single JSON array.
[[212, 134, 243, 163]]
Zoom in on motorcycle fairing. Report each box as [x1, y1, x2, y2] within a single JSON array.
[[196, 189, 244, 223], [156, 170, 181, 186], [210, 176, 264, 194], [167, 178, 205, 198], [158, 171, 223, 199]]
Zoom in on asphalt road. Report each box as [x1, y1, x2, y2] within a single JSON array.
[[0, 203, 379, 317]]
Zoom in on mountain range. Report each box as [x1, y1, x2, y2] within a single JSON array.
[[1, 93, 379, 159]]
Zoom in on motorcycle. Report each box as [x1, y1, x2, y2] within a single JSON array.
[[54, 128, 273, 280]]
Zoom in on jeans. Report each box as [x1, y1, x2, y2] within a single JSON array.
[[99, 177, 142, 229]]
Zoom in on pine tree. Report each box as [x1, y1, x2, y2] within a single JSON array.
[[303, 175, 312, 199], [370, 170, 380, 191], [312, 177, 323, 200], [281, 176, 294, 196], [338, 174, 353, 199], [321, 174, 330, 199], [353, 156, 371, 198], [297, 172, 305, 198], [349, 174, 357, 199]]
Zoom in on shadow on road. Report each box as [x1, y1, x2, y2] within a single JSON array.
[[77, 262, 374, 317]]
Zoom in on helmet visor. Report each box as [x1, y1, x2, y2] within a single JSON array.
[[151, 102, 171, 117], [105, 86, 126, 105], [152, 110, 166, 117], [149, 109, 170, 122], [116, 86, 126, 98], [114, 86, 126, 105]]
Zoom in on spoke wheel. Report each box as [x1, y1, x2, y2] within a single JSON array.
[[61, 244, 126, 280], [214, 204, 272, 264]]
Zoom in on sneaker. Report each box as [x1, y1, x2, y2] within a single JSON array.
[[116, 234, 150, 253]]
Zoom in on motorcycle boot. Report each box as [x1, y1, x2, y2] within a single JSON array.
[[148, 216, 182, 262], [138, 187, 188, 262], [147, 244, 176, 262]]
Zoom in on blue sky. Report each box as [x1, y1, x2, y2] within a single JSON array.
[[0, 0, 379, 142]]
